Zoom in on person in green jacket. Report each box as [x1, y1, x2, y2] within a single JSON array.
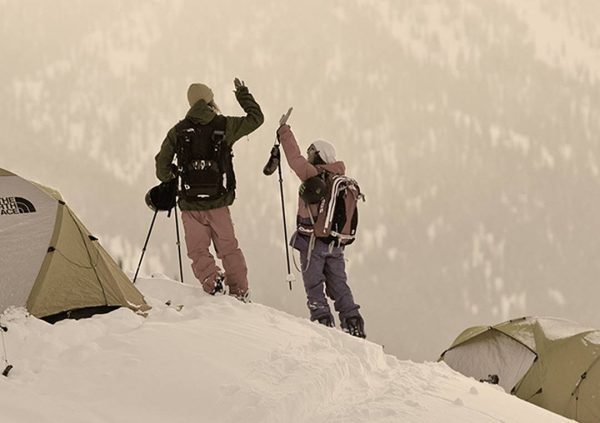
[[155, 78, 264, 301]]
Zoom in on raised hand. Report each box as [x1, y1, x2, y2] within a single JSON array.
[[234, 78, 245, 91]]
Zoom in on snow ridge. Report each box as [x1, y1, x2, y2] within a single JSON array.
[[0, 276, 570, 422]]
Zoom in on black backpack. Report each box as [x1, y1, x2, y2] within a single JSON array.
[[174, 115, 235, 201]]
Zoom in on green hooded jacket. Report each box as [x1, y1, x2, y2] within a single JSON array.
[[155, 86, 264, 210]]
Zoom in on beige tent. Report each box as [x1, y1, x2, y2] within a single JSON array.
[[0, 168, 149, 321], [440, 316, 600, 422]]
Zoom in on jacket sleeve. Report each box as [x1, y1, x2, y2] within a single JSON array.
[[155, 128, 177, 182], [277, 124, 319, 181], [225, 86, 264, 147]]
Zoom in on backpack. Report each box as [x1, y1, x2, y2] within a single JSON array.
[[303, 172, 364, 247], [174, 115, 235, 201]]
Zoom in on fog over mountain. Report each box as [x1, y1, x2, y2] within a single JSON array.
[[2, 0, 600, 360]]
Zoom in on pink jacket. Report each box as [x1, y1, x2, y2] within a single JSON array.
[[277, 124, 345, 220]]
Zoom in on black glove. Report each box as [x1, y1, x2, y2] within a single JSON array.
[[234, 77, 246, 92], [263, 145, 281, 176]]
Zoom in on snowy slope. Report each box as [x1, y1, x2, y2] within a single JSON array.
[[0, 277, 571, 423]]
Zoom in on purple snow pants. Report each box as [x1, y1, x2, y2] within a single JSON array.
[[293, 234, 360, 322]]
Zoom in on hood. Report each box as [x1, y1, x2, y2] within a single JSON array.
[[316, 161, 346, 176], [186, 100, 218, 125]]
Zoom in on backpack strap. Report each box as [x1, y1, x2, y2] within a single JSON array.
[[290, 231, 317, 273], [174, 118, 195, 173], [297, 170, 330, 234], [212, 115, 235, 192]]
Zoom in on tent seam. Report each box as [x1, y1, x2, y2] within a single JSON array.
[[65, 207, 109, 306]]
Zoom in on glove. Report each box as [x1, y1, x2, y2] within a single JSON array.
[[263, 145, 280, 176], [234, 78, 245, 91], [279, 107, 293, 126]]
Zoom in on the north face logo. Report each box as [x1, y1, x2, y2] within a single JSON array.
[[0, 197, 37, 215]]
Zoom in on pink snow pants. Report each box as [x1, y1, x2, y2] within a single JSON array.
[[181, 207, 248, 296]]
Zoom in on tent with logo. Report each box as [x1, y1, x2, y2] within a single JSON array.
[[440, 316, 600, 422], [0, 168, 149, 322]]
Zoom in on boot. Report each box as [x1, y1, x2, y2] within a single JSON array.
[[315, 313, 335, 328], [208, 272, 226, 296], [231, 289, 251, 303], [342, 315, 366, 339]]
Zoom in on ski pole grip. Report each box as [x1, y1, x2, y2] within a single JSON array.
[[279, 107, 293, 126], [2, 364, 13, 377]]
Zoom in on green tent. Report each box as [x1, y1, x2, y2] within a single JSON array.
[[440, 316, 600, 422], [0, 168, 149, 321]]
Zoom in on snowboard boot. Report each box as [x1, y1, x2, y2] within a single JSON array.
[[231, 289, 251, 303], [208, 272, 226, 296], [342, 315, 366, 339], [315, 313, 335, 328]]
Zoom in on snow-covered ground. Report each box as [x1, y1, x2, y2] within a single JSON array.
[[0, 275, 571, 423]]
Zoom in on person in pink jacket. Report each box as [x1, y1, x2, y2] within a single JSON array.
[[276, 120, 365, 338]]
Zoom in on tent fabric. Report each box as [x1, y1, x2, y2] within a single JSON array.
[[0, 174, 58, 311], [442, 329, 536, 392], [0, 168, 149, 319], [440, 316, 600, 423]]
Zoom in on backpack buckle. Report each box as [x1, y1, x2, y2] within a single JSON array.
[[191, 160, 209, 170]]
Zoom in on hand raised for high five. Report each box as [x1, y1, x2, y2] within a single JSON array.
[[234, 78, 245, 91]]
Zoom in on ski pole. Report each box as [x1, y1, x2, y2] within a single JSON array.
[[174, 203, 184, 284], [276, 153, 295, 290], [0, 324, 12, 377], [133, 209, 159, 283], [264, 107, 296, 290]]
